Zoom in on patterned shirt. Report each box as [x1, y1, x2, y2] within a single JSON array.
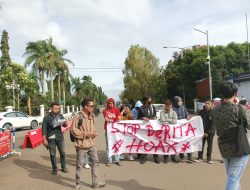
[[213, 102, 250, 158]]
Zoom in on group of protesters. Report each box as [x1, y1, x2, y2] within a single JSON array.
[[102, 94, 212, 165], [42, 81, 250, 190]]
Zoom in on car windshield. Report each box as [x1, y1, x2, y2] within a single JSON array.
[[153, 104, 164, 111]]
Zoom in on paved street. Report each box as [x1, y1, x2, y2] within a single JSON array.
[[1, 116, 250, 190]]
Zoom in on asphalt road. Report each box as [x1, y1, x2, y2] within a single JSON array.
[[1, 116, 250, 190]]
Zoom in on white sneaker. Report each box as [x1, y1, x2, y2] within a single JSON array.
[[128, 155, 134, 161], [84, 164, 90, 169], [207, 160, 214, 164]]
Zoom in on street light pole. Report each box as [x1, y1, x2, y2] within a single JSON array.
[[246, 14, 250, 71], [6, 80, 20, 109], [194, 28, 213, 100]]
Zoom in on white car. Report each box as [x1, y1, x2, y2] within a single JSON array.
[[152, 104, 165, 119], [0, 111, 39, 130]]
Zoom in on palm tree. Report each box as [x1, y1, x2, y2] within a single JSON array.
[[24, 40, 50, 96], [24, 38, 73, 102]]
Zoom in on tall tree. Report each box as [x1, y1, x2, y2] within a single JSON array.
[[24, 40, 50, 96], [121, 45, 164, 103], [0, 30, 11, 69]]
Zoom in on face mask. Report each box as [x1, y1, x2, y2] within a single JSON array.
[[177, 101, 183, 106]]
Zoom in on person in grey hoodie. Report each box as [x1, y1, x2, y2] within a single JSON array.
[[132, 100, 143, 119], [173, 96, 194, 163]]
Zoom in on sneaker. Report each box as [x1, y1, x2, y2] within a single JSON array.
[[75, 185, 81, 190], [114, 161, 122, 166], [140, 158, 146, 164], [179, 158, 184, 163], [195, 158, 203, 163], [51, 169, 57, 175], [207, 160, 214, 164], [106, 162, 111, 167], [171, 158, 179, 163], [128, 155, 134, 161], [91, 182, 107, 189], [61, 168, 69, 173], [154, 157, 160, 164], [163, 158, 168, 164], [84, 164, 90, 169], [186, 158, 194, 163]]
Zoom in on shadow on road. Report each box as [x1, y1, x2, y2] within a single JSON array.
[[13, 159, 89, 188], [107, 179, 164, 190]]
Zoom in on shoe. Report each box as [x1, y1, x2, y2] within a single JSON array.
[[179, 158, 184, 163], [91, 182, 107, 189], [114, 161, 122, 166], [61, 168, 69, 173], [207, 160, 214, 164], [128, 155, 134, 161], [51, 169, 57, 175], [186, 158, 194, 163], [75, 185, 81, 190], [163, 158, 168, 164], [195, 158, 203, 163], [84, 164, 90, 169], [106, 162, 111, 167], [140, 158, 146, 164], [154, 157, 160, 164], [171, 158, 179, 163]]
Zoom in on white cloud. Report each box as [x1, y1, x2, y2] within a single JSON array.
[[0, 0, 250, 101]]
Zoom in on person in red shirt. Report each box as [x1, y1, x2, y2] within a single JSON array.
[[103, 98, 121, 166]]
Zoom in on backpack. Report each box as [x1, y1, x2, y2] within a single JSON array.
[[70, 112, 84, 142]]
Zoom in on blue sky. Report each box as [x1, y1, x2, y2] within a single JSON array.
[[0, 0, 249, 101]]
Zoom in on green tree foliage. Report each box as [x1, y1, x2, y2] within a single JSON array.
[[0, 30, 11, 68], [71, 75, 107, 106], [24, 38, 73, 101], [164, 42, 250, 106], [0, 63, 39, 110], [121, 45, 166, 104]]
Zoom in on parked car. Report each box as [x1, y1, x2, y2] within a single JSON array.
[[152, 104, 164, 119], [0, 111, 39, 130]]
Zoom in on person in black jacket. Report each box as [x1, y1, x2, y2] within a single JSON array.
[[42, 102, 68, 175], [196, 99, 215, 164], [137, 94, 159, 164]]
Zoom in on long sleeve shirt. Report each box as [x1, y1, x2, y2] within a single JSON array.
[[70, 111, 96, 149], [42, 113, 65, 140], [213, 102, 250, 158], [160, 109, 178, 124]]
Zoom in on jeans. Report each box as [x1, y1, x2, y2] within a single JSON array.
[[198, 133, 214, 160], [105, 131, 120, 163], [84, 154, 89, 165], [223, 155, 249, 190], [76, 147, 99, 186], [48, 138, 66, 170]]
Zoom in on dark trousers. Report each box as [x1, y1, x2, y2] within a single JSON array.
[[48, 138, 66, 170], [198, 133, 214, 160], [140, 154, 158, 160], [179, 153, 192, 159], [163, 155, 177, 161]]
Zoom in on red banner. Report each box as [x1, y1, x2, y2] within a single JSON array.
[[0, 131, 11, 157]]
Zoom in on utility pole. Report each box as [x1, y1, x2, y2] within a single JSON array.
[[246, 14, 250, 71]]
